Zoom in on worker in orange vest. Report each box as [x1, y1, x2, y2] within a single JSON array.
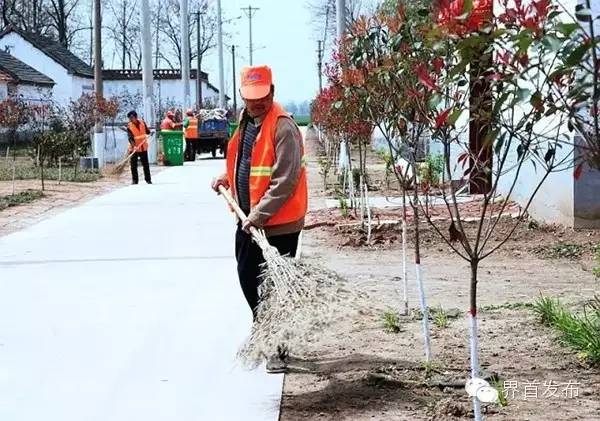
[[126, 110, 152, 184], [183, 109, 199, 161], [160, 110, 182, 130], [211, 65, 307, 374]]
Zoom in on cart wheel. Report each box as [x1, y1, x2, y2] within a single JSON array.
[[211, 147, 217, 158]]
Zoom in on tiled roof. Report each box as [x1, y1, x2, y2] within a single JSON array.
[[103, 68, 209, 81], [0, 26, 93, 78], [0, 50, 54, 86]]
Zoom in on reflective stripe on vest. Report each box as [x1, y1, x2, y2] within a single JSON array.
[[185, 117, 198, 139], [226, 102, 308, 226], [249, 157, 306, 177]]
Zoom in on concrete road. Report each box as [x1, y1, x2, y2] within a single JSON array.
[[0, 159, 283, 421]]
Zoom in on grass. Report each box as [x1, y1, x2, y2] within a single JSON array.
[[0, 160, 100, 182], [338, 194, 349, 217], [432, 306, 450, 328], [533, 295, 600, 364], [382, 310, 402, 333], [293, 115, 311, 126], [482, 302, 534, 311], [535, 242, 584, 259], [492, 378, 508, 407], [0, 189, 44, 210]]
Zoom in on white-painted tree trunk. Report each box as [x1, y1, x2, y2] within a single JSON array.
[[402, 218, 408, 315], [470, 312, 483, 421], [363, 180, 372, 243], [415, 263, 431, 362], [58, 158, 62, 185]]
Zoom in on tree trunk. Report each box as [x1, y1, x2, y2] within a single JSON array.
[[401, 190, 408, 315], [40, 150, 45, 191], [414, 186, 431, 363], [11, 130, 16, 195], [469, 259, 483, 421]]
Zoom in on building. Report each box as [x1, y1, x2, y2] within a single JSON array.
[[102, 68, 225, 114], [0, 50, 55, 101], [0, 25, 94, 105]]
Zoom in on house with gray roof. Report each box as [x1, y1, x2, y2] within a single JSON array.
[[0, 25, 94, 104], [0, 49, 54, 101]]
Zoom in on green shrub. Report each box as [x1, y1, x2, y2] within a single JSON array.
[[0, 189, 44, 210]]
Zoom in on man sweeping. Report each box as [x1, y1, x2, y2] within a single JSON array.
[[126, 110, 152, 185], [211, 65, 307, 373]]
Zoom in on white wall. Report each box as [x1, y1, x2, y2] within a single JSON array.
[[104, 78, 221, 111], [493, 0, 580, 226], [93, 125, 159, 167], [0, 32, 92, 105], [72, 76, 94, 99], [0, 82, 7, 100], [15, 84, 52, 101]]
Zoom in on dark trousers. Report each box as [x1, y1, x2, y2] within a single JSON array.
[[184, 139, 196, 161], [130, 150, 151, 184], [235, 225, 300, 318]]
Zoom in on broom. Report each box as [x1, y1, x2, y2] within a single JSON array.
[[103, 140, 146, 177], [218, 185, 374, 366]]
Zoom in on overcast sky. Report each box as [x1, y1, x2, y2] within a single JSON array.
[[201, 0, 323, 104]]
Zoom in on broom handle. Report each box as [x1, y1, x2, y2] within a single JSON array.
[[218, 184, 260, 237]]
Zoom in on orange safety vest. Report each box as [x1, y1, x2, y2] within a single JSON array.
[[226, 102, 307, 226], [128, 120, 149, 153], [160, 118, 175, 130], [184, 117, 198, 139]]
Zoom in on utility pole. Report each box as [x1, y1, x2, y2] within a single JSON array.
[[89, 13, 93, 66], [181, 0, 191, 111], [155, 1, 161, 115], [336, 0, 346, 41], [195, 10, 203, 110], [155, 1, 160, 68], [241, 5, 259, 65], [231, 45, 237, 115], [93, 0, 102, 133], [217, 0, 226, 108], [316, 40, 323, 93], [140, 0, 155, 127]]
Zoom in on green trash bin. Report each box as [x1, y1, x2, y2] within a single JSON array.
[[161, 130, 184, 166]]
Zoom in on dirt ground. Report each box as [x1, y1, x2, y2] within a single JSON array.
[[279, 129, 600, 420], [0, 168, 158, 237]]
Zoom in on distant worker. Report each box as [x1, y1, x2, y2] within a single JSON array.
[[160, 110, 182, 130], [211, 65, 307, 373], [183, 109, 199, 161], [126, 110, 152, 185]]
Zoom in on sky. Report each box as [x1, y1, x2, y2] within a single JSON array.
[[201, 0, 323, 105]]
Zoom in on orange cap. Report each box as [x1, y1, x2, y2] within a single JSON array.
[[240, 65, 272, 100]]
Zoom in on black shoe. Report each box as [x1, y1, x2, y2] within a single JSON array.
[[132, 182, 138, 185], [146, 181, 152, 184]]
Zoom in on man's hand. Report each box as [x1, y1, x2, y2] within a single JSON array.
[[211, 174, 229, 193], [241, 219, 255, 234]]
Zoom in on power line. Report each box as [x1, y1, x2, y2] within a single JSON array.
[[241, 5, 259, 66]]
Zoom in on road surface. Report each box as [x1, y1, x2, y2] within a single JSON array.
[[0, 159, 283, 421]]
